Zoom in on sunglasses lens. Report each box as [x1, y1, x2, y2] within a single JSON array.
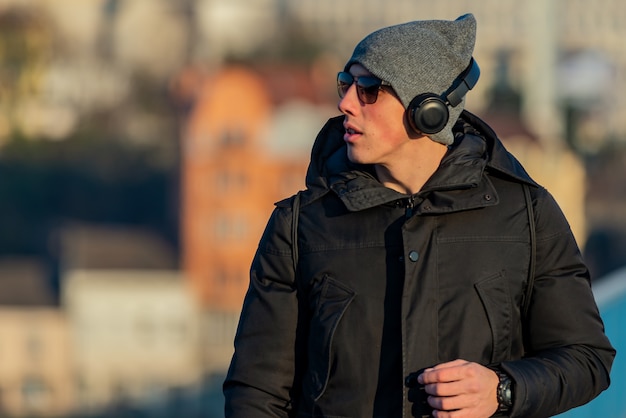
[[336, 72, 384, 104], [337, 72, 353, 98], [357, 77, 382, 104]]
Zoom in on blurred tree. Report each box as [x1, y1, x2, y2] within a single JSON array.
[[0, 8, 51, 139], [0, 5, 181, 264], [0, 128, 179, 258], [484, 50, 522, 114], [236, 21, 326, 66]]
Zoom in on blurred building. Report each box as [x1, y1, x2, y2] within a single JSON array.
[[0, 257, 73, 417], [0, 0, 187, 150], [181, 66, 279, 312], [179, 64, 334, 309], [62, 269, 200, 413], [57, 225, 201, 414]]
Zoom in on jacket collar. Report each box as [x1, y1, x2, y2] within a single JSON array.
[[304, 111, 537, 213]]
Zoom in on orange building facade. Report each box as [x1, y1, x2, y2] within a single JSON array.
[[181, 66, 309, 312]]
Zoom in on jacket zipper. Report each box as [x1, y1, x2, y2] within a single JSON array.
[[405, 195, 416, 218]]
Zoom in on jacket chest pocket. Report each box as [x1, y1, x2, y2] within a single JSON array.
[[474, 271, 514, 362], [434, 236, 527, 363], [434, 270, 516, 364]]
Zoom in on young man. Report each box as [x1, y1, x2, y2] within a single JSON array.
[[224, 14, 615, 417]]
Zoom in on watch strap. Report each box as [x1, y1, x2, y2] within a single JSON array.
[[491, 367, 514, 416]]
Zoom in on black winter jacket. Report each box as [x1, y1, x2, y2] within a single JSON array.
[[224, 111, 615, 417]]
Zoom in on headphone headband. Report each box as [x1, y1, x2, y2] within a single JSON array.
[[445, 58, 480, 107]]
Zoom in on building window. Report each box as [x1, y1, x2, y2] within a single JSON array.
[[25, 331, 43, 362], [215, 269, 228, 286], [220, 128, 245, 146], [214, 214, 248, 241], [135, 314, 155, 346], [216, 170, 248, 192], [21, 377, 49, 412], [167, 319, 188, 344], [232, 216, 248, 240], [214, 215, 230, 240], [206, 311, 239, 346]]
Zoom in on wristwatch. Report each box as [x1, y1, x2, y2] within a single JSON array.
[[492, 368, 514, 416]]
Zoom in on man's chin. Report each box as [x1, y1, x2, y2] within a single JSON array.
[[346, 148, 368, 165]]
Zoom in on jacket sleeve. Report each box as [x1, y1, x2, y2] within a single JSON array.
[[502, 187, 616, 418], [223, 202, 303, 418]]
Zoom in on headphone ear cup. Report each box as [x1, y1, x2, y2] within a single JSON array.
[[407, 94, 450, 135]]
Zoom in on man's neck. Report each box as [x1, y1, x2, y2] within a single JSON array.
[[375, 139, 448, 195]]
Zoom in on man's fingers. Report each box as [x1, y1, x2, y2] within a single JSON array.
[[432, 359, 468, 369], [416, 362, 500, 418], [424, 380, 464, 397], [419, 360, 472, 384]]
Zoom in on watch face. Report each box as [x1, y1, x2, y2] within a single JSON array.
[[496, 372, 513, 410], [503, 385, 513, 406]]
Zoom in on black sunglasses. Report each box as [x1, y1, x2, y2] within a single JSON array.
[[337, 72, 392, 104]]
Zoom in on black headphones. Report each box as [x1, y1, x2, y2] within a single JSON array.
[[407, 58, 480, 135]]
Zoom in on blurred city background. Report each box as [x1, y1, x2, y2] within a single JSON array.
[[0, 0, 624, 417]]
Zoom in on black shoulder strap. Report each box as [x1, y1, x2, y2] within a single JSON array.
[[291, 191, 301, 274], [523, 183, 536, 318]]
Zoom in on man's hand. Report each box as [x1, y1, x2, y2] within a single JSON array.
[[417, 359, 499, 418]]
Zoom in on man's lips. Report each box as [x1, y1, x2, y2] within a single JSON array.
[[343, 124, 362, 141]]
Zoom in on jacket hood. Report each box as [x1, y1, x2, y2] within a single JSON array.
[[303, 111, 537, 212], [458, 110, 538, 186]]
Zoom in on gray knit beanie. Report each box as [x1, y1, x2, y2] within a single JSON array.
[[345, 13, 477, 145]]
